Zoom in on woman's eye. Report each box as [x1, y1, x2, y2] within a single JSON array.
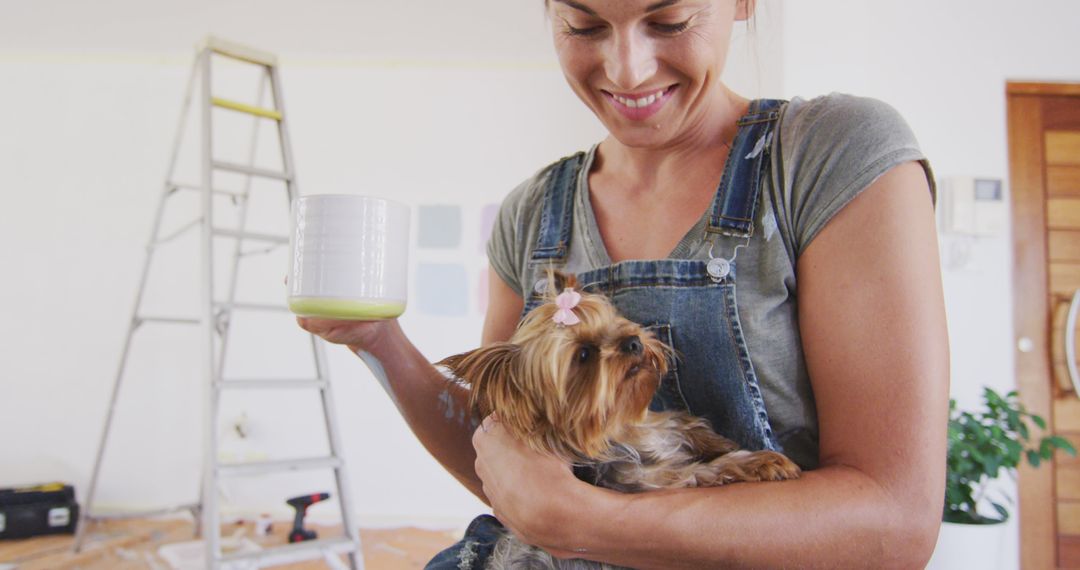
[[651, 20, 690, 35], [577, 346, 592, 363], [564, 21, 605, 37]]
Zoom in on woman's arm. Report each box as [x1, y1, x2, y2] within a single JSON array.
[[482, 266, 526, 346], [473, 161, 949, 568], [298, 267, 524, 503], [297, 317, 486, 499]]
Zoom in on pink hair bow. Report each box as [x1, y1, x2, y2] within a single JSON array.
[[552, 288, 582, 326]]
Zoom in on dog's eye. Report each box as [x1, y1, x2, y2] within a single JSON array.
[[576, 346, 592, 363]]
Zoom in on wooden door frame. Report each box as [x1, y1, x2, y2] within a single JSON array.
[[1009, 81, 1080, 569]]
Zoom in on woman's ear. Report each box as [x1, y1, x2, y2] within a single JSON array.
[[735, 0, 756, 22]]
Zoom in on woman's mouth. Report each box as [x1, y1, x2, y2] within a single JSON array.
[[604, 85, 678, 121]]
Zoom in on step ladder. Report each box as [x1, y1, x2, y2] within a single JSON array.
[[73, 36, 363, 569]]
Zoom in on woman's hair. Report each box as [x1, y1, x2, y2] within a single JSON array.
[[542, 0, 757, 30]]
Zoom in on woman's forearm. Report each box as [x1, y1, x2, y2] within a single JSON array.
[[348, 321, 486, 502], [561, 465, 939, 569]]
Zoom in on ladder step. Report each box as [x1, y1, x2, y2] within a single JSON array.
[[138, 315, 201, 325], [219, 536, 357, 564], [212, 227, 289, 244], [213, 160, 292, 181], [201, 35, 278, 67], [212, 97, 283, 120], [217, 456, 342, 477], [86, 503, 199, 522], [215, 301, 290, 312], [216, 379, 327, 390], [170, 182, 245, 198], [153, 217, 203, 246]]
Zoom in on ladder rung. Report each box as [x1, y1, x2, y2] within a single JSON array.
[[219, 536, 357, 564], [212, 227, 289, 244], [86, 503, 199, 521], [138, 315, 201, 325], [154, 217, 203, 246], [201, 35, 278, 67], [212, 160, 291, 181], [170, 182, 246, 198], [217, 456, 342, 477], [216, 379, 327, 390], [212, 97, 282, 120], [216, 301, 290, 312]]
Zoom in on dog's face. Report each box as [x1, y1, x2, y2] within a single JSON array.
[[439, 278, 669, 461]]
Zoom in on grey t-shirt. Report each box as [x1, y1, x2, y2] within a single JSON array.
[[486, 93, 935, 469]]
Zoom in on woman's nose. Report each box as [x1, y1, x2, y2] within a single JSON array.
[[603, 31, 657, 91]]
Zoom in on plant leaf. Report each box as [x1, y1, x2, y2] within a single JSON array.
[[1004, 439, 1023, 465], [1041, 439, 1055, 460], [1027, 449, 1042, 467], [1049, 436, 1078, 456], [991, 501, 1010, 522]]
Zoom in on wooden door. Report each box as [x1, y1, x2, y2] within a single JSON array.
[[1011, 81, 1080, 569]]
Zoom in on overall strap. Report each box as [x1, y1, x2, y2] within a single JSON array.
[[707, 99, 786, 238], [530, 152, 586, 263]]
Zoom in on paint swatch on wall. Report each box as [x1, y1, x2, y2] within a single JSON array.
[[417, 205, 462, 249], [417, 263, 468, 316], [479, 203, 499, 253]]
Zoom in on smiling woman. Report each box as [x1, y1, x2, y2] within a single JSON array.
[[298, 1, 949, 568], [547, 0, 752, 150]]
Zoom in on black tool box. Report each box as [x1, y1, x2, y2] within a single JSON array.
[[0, 483, 79, 539]]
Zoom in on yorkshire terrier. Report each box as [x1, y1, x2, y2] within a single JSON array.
[[438, 274, 801, 570]]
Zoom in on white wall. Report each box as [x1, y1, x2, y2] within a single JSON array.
[[0, 0, 780, 529], [9, 0, 1072, 560], [781, 1, 1080, 568]]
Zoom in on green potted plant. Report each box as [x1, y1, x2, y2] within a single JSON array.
[[928, 387, 1076, 568], [944, 387, 1075, 524]]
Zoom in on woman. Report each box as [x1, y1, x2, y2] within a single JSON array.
[[299, 0, 949, 567]]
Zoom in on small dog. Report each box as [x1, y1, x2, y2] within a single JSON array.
[[439, 274, 801, 570]]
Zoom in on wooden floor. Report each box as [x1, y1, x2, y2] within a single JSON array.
[[0, 517, 460, 569]]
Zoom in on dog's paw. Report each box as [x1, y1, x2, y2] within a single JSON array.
[[749, 451, 802, 481]]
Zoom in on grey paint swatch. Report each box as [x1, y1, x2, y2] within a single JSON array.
[[417, 205, 462, 249]]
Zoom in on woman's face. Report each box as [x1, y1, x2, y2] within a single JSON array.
[[548, 0, 749, 148]]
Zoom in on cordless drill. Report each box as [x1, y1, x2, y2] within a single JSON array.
[[286, 492, 330, 543]]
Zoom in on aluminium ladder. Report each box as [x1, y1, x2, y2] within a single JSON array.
[[74, 36, 363, 569]]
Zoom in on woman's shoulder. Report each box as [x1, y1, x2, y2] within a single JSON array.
[[498, 149, 590, 216], [782, 92, 909, 125], [770, 93, 930, 258], [778, 93, 920, 156], [488, 148, 592, 296]]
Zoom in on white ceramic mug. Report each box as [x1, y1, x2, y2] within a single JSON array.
[[287, 194, 409, 320]]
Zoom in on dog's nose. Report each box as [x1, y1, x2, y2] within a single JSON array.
[[621, 335, 643, 355]]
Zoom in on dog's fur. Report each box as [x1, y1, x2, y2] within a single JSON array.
[[438, 275, 801, 569]]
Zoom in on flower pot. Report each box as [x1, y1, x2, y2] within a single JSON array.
[[925, 520, 1010, 569]]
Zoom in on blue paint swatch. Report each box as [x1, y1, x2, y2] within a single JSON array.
[[417, 263, 468, 316], [417, 205, 462, 249], [477, 268, 489, 315]]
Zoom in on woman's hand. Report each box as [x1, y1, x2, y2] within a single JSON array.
[[472, 414, 594, 560], [295, 316, 394, 354]]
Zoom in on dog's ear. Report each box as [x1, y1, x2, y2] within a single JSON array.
[[437, 343, 521, 418]]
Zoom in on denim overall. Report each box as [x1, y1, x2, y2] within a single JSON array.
[[426, 99, 786, 570]]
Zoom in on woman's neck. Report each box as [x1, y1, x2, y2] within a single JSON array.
[[594, 88, 751, 194]]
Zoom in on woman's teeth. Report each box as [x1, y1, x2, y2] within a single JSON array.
[[613, 88, 667, 108]]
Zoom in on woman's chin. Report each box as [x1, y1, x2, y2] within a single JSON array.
[[607, 127, 678, 150]]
